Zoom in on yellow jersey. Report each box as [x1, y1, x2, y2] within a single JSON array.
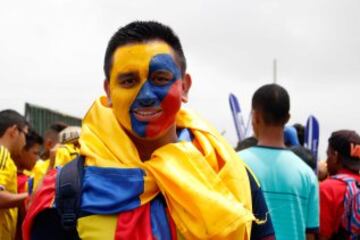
[[0, 145, 18, 240], [54, 143, 80, 167], [31, 159, 50, 192]]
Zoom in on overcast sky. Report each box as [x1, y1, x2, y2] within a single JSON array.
[[0, 0, 359, 159]]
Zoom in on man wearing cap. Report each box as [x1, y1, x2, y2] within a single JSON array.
[[319, 130, 360, 239], [50, 126, 81, 168]]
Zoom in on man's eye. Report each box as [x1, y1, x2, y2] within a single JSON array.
[[117, 74, 139, 88], [151, 71, 173, 86]]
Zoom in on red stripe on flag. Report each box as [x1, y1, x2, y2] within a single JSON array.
[[22, 169, 57, 240], [115, 202, 154, 240]]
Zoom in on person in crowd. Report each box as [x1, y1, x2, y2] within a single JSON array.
[[319, 130, 360, 239], [50, 126, 81, 168], [0, 109, 29, 239], [293, 123, 305, 146], [31, 122, 67, 190], [284, 125, 317, 172], [238, 84, 319, 240], [23, 21, 274, 240], [12, 129, 43, 240]]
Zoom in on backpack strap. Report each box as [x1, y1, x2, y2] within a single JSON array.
[[332, 174, 357, 183], [332, 174, 360, 238], [55, 155, 85, 233]]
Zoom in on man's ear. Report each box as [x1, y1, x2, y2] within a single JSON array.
[[103, 79, 112, 107], [7, 125, 18, 138], [253, 110, 261, 124], [181, 73, 192, 103]]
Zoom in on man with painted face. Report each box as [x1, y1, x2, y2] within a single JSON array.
[[23, 21, 274, 240]]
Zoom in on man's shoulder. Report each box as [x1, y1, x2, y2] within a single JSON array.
[[285, 151, 317, 179], [238, 147, 262, 162], [320, 176, 347, 193], [0, 146, 16, 171]]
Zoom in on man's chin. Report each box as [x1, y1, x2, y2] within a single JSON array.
[[131, 130, 166, 141], [125, 125, 175, 142]]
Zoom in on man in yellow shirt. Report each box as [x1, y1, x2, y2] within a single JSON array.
[[32, 122, 67, 191], [52, 126, 81, 168], [0, 109, 29, 240], [12, 129, 43, 239]]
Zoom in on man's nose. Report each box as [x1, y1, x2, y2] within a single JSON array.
[[137, 82, 157, 107]]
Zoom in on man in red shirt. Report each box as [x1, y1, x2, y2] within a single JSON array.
[[319, 130, 360, 239]]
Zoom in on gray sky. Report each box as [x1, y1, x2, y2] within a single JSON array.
[[1, 0, 359, 159]]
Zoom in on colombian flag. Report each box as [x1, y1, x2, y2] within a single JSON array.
[[24, 96, 257, 240]]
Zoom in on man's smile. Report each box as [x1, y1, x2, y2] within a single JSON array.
[[132, 107, 162, 122]]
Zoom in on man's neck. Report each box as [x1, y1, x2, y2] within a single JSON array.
[[128, 125, 178, 161], [0, 138, 11, 151], [256, 125, 286, 148]]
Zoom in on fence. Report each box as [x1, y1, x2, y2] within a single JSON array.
[[24, 103, 81, 136]]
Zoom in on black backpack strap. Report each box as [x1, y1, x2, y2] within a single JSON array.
[[55, 155, 85, 235]]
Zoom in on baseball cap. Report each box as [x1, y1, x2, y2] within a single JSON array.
[[59, 126, 81, 144], [329, 130, 360, 170]]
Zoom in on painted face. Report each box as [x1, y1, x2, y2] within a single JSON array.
[[109, 41, 183, 139]]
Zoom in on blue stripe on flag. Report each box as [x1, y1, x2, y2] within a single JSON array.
[[150, 195, 172, 240], [80, 166, 145, 214]]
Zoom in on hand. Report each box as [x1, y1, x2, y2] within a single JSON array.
[[318, 160, 328, 181]]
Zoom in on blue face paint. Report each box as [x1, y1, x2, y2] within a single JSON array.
[[130, 54, 182, 137]]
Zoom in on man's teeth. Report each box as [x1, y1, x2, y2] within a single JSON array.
[[135, 110, 160, 116], [138, 112, 154, 116]]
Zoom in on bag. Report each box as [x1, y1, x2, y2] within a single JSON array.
[[332, 174, 360, 240], [31, 156, 83, 240]]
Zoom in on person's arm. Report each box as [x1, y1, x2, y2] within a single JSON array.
[[0, 190, 28, 208], [306, 233, 316, 240], [246, 170, 275, 240], [306, 174, 320, 238], [318, 235, 329, 240]]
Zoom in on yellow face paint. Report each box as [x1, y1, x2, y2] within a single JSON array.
[[108, 41, 175, 136]]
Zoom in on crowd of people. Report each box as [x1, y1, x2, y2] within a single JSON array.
[[0, 21, 359, 240]]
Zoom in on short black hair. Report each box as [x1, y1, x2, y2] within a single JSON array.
[[0, 109, 27, 137], [49, 122, 68, 133], [104, 21, 186, 80], [24, 129, 44, 151], [252, 84, 290, 126]]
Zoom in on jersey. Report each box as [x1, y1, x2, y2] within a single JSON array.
[[31, 159, 50, 191], [54, 143, 80, 167], [320, 169, 360, 238], [239, 146, 319, 240], [0, 145, 18, 240]]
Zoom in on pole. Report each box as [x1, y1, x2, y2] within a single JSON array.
[[273, 59, 277, 84]]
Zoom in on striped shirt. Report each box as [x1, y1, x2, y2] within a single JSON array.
[[0, 145, 18, 240]]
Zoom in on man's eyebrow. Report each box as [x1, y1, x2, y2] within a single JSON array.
[[117, 72, 138, 79]]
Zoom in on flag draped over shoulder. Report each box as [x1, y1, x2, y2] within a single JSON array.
[[79, 96, 255, 239]]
